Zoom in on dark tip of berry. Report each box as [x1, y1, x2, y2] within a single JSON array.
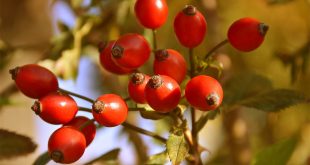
[[131, 72, 145, 85], [31, 101, 41, 115], [98, 41, 107, 53], [148, 75, 163, 89], [93, 100, 105, 113], [183, 5, 196, 15], [205, 93, 220, 107], [9, 66, 20, 80], [50, 151, 63, 163], [155, 49, 169, 61], [259, 23, 269, 36], [111, 45, 124, 58]]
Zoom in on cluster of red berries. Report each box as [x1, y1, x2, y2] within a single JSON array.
[[9, 0, 268, 164]]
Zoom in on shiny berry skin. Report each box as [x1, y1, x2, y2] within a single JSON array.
[[99, 41, 133, 74], [65, 116, 96, 146], [92, 94, 128, 127], [227, 17, 269, 52], [48, 126, 86, 164], [145, 75, 181, 113], [174, 5, 207, 48], [9, 64, 58, 99], [153, 49, 187, 84], [128, 73, 150, 104], [31, 92, 78, 124], [111, 34, 151, 69], [134, 0, 168, 29], [185, 75, 223, 111]]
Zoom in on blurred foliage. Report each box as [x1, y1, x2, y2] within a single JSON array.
[[84, 148, 120, 165], [0, 129, 37, 159], [1, 0, 310, 164], [251, 135, 298, 165]]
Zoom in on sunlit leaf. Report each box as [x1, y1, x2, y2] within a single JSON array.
[[239, 89, 307, 112], [0, 129, 37, 159], [166, 133, 189, 165], [140, 110, 168, 120], [146, 151, 168, 165], [84, 148, 120, 165], [267, 0, 294, 5], [251, 136, 298, 165]]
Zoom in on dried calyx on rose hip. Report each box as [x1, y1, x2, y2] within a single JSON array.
[[98, 41, 133, 75], [92, 94, 128, 127], [174, 5, 207, 48], [227, 17, 269, 52], [64, 116, 96, 146], [185, 75, 223, 111], [145, 75, 181, 113], [48, 126, 86, 164], [31, 91, 78, 125], [128, 72, 150, 104], [134, 0, 168, 29], [9, 64, 58, 99], [153, 49, 187, 84], [111, 33, 151, 69]]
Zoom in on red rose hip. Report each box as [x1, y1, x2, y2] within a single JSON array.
[[31, 91, 78, 124], [174, 5, 207, 48], [111, 34, 151, 69], [153, 49, 187, 84], [134, 0, 168, 29], [92, 94, 128, 127], [128, 73, 150, 104], [99, 41, 133, 74], [9, 64, 58, 99], [65, 116, 96, 146], [185, 75, 223, 111], [48, 126, 86, 164], [227, 17, 269, 52], [145, 75, 181, 113]]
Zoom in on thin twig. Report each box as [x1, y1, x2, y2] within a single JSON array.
[[122, 122, 167, 143], [78, 106, 92, 113], [59, 88, 94, 103], [204, 39, 229, 60]]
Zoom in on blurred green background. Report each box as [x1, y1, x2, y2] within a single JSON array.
[[1, 0, 310, 164]]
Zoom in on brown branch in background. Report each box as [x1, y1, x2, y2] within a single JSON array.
[[223, 109, 251, 165]]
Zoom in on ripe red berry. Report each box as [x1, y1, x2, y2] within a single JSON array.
[[48, 126, 86, 164], [92, 94, 128, 127], [65, 116, 96, 146], [227, 17, 269, 52], [185, 75, 223, 111], [128, 73, 150, 104], [9, 64, 58, 99], [174, 5, 207, 48], [134, 0, 168, 29], [111, 34, 151, 69], [31, 92, 78, 124], [145, 75, 181, 113], [153, 49, 187, 84], [99, 41, 133, 74]]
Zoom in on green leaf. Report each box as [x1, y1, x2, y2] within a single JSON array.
[[239, 89, 306, 112], [0, 129, 37, 159], [33, 151, 50, 165], [223, 72, 273, 106], [140, 110, 167, 120], [195, 110, 220, 132], [166, 133, 189, 165], [83, 148, 120, 165], [145, 151, 168, 165], [251, 136, 298, 165]]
